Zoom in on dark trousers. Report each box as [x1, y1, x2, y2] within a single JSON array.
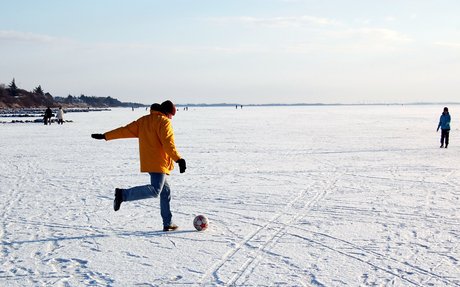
[[441, 129, 450, 146]]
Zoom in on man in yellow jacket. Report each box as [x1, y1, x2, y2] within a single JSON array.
[[91, 100, 186, 232]]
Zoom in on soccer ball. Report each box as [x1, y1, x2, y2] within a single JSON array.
[[193, 215, 209, 231]]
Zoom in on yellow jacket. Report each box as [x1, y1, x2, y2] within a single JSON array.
[[104, 111, 181, 174]]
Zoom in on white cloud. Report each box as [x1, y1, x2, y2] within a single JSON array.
[[283, 28, 413, 55], [353, 18, 371, 25], [0, 30, 61, 43], [221, 29, 413, 55], [335, 28, 412, 46], [434, 42, 460, 49], [385, 16, 396, 22], [332, 28, 413, 53], [206, 15, 340, 28]]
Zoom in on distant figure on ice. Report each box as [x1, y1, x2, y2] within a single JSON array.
[[91, 100, 186, 232], [437, 107, 451, 148], [56, 106, 64, 125], [44, 107, 53, 125]]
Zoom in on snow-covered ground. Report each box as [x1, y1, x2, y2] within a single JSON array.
[[1, 105, 459, 286]]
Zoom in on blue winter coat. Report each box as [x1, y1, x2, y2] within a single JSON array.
[[438, 113, 451, 130]]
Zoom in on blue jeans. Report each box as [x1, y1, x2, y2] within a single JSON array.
[[122, 173, 172, 227]]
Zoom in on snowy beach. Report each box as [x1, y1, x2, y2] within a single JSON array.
[[1, 105, 459, 286]]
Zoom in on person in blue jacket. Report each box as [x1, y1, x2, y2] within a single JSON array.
[[437, 107, 451, 148]]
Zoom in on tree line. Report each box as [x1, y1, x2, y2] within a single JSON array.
[[0, 79, 145, 108]]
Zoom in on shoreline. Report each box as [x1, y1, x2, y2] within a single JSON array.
[[0, 107, 111, 117]]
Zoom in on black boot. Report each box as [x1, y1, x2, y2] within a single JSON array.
[[163, 224, 179, 232], [114, 188, 123, 211]]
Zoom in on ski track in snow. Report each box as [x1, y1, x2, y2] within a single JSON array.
[[199, 160, 336, 286], [1, 106, 460, 286]]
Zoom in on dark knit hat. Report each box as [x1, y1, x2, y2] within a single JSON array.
[[160, 100, 176, 116], [150, 103, 161, 112]]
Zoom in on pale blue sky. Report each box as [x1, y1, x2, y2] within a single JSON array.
[[1, 0, 459, 104]]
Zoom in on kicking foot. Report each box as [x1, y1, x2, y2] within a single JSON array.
[[163, 224, 179, 232], [114, 188, 123, 211]]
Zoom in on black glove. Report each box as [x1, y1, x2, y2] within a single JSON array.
[[91, 133, 105, 140], [177, 158, 186, 173]]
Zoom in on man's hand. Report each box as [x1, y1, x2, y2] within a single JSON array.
[[91, 134, 105, 140], [177, 158, 186, 173]]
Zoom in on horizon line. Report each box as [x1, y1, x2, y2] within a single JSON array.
[[173, 102, 460, 107]]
